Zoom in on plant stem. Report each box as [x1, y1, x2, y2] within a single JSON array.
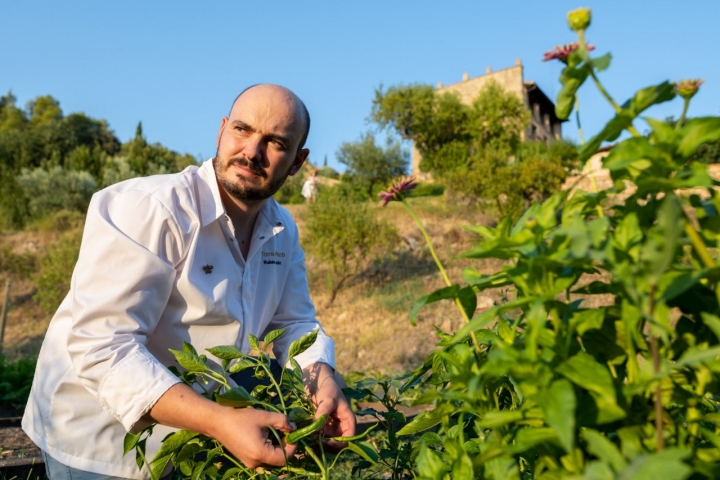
[[303, 442, 327, 480], [401, 199, 482, 353], [577, 30, 641, 138], [677, 97, 690, 130], [648, 283, 663, 451], [575, 98, 585, 145]]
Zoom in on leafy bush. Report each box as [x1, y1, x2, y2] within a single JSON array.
[[0, 354, 36, 412], [364, 8, 720, 479], [0, 244, 35, 280], [127, 332, 378, 480], [33, 228, 82, 312], [17, 166, 97, 220], [274, 168, 307, 204], [303, 188, 397, 307]]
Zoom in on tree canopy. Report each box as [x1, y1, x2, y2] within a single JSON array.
[[336, 131, 408, 199], [0, 92, 197, 229]]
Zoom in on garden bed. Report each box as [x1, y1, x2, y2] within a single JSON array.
[[0, 416, 44, 479]]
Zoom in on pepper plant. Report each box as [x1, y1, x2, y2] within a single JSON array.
[[124, 330, 378, 480], [380, 7, 720, 479]]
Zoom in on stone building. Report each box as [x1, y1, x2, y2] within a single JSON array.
[[412, 58, 565, 177]]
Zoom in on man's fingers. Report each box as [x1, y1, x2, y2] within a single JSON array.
[[257, 440, 297, 467], [261, 411, 297, 433]]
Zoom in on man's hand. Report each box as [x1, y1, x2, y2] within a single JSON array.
[[209, 407, 297, 469], [302, 362, 356, 450], [146, 384, 297, 469]]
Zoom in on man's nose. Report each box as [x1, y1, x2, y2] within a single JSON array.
[[241, 136, 265, 163]]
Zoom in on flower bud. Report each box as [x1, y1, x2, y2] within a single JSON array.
[[567, 8, 591, 31], [674, 79, 704, 100]]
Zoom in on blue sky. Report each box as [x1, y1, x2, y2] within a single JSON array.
[[2, 1, 718, 172]]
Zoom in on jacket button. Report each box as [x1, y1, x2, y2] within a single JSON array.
[[259, 236, 265, 240]]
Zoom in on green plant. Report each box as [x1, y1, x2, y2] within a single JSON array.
[[125, 330, 378, 480], [33, 228, 82, 312], [0, 354, 36, 412], [304, 187, 397, 307], [375, 8, 720, 478]]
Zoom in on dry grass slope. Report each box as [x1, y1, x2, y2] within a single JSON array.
[[1, 196, 505, 377]]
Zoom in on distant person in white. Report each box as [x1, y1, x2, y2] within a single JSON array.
[[301, 169, 319, 203], [22, 84, 355, 480]]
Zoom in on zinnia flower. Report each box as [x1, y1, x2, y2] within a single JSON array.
[[567, 7, 591, 31], [674, 79, 704, 100], [542, 42, 595, 63], [378, 176, 418, 207]]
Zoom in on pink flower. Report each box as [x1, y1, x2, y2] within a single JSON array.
[[542, 42, 595, 63], [378, 176, 419, 207]]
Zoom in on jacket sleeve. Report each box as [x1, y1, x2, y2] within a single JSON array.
[[266, 220, 336, 370], [66, 188, 185, 433]]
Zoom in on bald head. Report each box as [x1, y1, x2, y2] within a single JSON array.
[[230, 84, 311, 150]]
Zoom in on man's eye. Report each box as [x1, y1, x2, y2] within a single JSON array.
[[272, 140, 287, 149]]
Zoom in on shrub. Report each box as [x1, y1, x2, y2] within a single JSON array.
[[17, 166, 97, 220], [33, 228, 82, 312], [0, 354, 36, 412], [303, 188, 397, 307]]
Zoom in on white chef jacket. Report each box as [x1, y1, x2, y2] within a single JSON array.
[[22, 159, 335, 479]]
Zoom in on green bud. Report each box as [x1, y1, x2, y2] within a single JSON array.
[[674, 79, 704, 100], [567, 7, 591, 31]]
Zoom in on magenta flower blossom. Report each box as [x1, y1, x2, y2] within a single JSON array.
[[378, 176, 419, 207], [542, 42, 595, 63]]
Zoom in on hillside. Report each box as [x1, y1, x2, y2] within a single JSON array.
[[0, 196, 501, 376]]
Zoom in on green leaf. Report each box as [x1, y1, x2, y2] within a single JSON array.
[[288, 330, 319, 358], [182, 341, 198, 356], [416, 447, 450, 479], [206, 345, 244, 360], [345, 441, 379, 464], [457, 285, 477, 320], [579, 110, 634, 163], [677, 117, 720, 158], [513, 427, 559, 451], [215, 386, 257, 408], [556, 63, 590, 120], [645, 117, 679, 147], [478, 410, 526, 429], [409, 284, 460, 326], [582, 429, 627, 473], [123, 430, 143, 456], [461, 268, 511, 291], [603, 137, 667, 175], [227, 358, 255, 374], [556, 352, 625, 424], [263, 328, 286, 346], [452, 453, 475, 479], [169, 349, 209, 373], [624, 82, 676, 115], [676, 345, 720, 368], [150, 430, 200, 480], [536, 379, 576, 452], [618, 448, 691, 480], [397, 408, 444, 436], [640, 197, 681, 282], [592, 53, 612, 72], [248, 334, 259, 352]]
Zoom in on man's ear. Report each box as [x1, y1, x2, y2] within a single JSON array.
[[216, 117, 228, 148], [288, 148, 310, 176]]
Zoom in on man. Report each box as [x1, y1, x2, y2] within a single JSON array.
[[22, 84, 355, 479]]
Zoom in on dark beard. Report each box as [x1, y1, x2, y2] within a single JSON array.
[[214, 155, 291, 203]]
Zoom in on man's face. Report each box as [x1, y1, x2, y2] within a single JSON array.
[[214, 85, 309, 204]]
